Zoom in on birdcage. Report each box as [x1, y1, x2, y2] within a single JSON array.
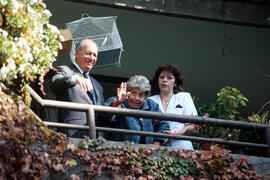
[[66, 14, 123, 68]]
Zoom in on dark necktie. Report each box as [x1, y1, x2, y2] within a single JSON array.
[[83, 72, 97, 105], [83, 72, 88, 79]]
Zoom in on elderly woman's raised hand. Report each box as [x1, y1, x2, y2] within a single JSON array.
[[112, 82, 130, 107]]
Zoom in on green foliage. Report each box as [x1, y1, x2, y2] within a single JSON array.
[[161, 156, 199, 178], [0, 0, 62, 95], [78, 139, 199, 179], [78, 138, 267, 179], [248, 111, 269, 125], [217, 86, 248, 120], [238, 110, 269, 145], [80, 136, 106, 150], [188, 86, 248, 142], [238, 100, 270, 146], [197, 86, 248, 120], [188, 126, 237, 141]]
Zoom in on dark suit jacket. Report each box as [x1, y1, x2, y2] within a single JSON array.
[[50, 64, 104, 137]]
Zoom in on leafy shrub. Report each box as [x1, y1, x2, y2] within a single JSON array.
[[196, 86, 248, 120], [0, 0, 62, 95], [186, 86, 248, 150], [190, 87, 248, 141]]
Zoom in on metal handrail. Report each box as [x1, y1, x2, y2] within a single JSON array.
[[27, 85, 270, 155]]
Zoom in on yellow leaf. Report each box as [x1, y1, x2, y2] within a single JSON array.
[[68, 159, 77, 167], [240, 100, 247, 107]]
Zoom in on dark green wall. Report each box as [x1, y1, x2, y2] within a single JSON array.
[[46, 0, 270, 117]]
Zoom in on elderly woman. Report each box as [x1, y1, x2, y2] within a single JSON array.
[[105, 75, 169, 145]]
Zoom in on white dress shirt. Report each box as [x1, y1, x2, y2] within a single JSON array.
[[149, 92, 197, 149]]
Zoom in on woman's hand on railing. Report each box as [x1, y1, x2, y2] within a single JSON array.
[[161, 131, 176, 146], [162, 126, 197, 145]]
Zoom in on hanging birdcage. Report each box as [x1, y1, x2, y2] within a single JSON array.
[[66, 14, 123, 68]]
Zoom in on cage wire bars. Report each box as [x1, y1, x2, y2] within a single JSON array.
[[66, 14, 123, 68]]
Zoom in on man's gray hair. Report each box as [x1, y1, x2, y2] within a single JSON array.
[[76, 39, 98, 51], [126, 75, 151, 97]]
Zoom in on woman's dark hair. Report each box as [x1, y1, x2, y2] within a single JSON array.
[[152, 64, 184, 95]]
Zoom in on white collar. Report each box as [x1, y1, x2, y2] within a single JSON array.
[[73, 62, 89, 75]]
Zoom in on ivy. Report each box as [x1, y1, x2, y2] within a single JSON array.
[[0, 83, 268, 179]]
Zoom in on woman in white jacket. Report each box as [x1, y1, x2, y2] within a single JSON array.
[[149, 64, 198, 149]]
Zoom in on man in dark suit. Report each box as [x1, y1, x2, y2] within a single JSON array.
[[50, 39, 104, 138]]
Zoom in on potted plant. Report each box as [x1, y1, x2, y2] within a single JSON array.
[[185, 86, 248, 150], [238, 103, 269, 156]]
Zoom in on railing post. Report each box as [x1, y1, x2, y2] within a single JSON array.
[[87, 107, 96, 139], [266, 128, 270, 157]]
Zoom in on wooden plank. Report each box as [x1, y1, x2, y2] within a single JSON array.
[[63, 0, 270, 28], [59, 29, 72, 54]]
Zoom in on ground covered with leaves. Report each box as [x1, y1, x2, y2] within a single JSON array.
[[0, 82, 269, 180]]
